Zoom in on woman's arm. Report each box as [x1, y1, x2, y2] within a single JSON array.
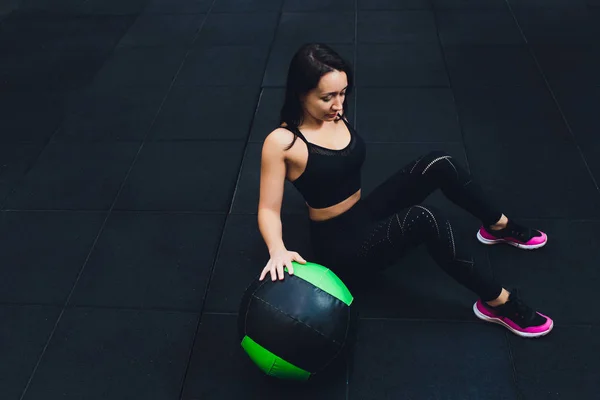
[[257, 129, 288, 255]]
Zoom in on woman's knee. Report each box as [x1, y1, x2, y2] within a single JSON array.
[[400, 204, 447, 238], [421, 151, 455, 173], [415, 151, 471, 184]]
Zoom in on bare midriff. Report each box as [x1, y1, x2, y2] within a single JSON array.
[[307, 189, 361, 222]]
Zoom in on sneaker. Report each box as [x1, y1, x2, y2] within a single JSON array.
[[473, 290, 553, 338], [477, 220, 547, 250]]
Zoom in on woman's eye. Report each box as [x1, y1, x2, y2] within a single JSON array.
[[323, 92, 345, 101]]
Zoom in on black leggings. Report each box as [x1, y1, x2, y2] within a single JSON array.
[[309, 151, 504, 302]]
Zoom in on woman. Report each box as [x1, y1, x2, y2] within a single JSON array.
[[257, 43, 553, 338]]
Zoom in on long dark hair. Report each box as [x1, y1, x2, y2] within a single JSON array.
[[279, 43, 354, 150]]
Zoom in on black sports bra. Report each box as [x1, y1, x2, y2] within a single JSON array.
[[286, 118, 366, 209]]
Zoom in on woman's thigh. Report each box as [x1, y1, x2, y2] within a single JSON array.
[[362, 151, 453, 221]]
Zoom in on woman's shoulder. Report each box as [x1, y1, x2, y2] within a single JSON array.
[[263, 126, 297, 151]]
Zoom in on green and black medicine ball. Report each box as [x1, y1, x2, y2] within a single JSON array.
[[238, 261, 357, 381]]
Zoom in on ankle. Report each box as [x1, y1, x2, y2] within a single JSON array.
[[489, 214, 508, 231], [486, 288, 510, 307]]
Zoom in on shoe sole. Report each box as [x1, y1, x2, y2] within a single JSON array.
[[472, 303, 553, 338], [476, 231, 546, 250]]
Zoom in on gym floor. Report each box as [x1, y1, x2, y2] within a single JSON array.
[[2, 0, 599, 399]]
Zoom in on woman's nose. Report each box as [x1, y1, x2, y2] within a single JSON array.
[[332, 99, 342, 110]]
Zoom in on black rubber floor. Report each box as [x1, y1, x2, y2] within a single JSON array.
[[2, 0, 600, 399]]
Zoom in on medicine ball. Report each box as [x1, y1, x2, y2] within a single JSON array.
[[238, 261, 357, 381]]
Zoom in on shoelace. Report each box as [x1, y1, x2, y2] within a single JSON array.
[[508, 290, 536, 322], [507, 222, 534, 241]]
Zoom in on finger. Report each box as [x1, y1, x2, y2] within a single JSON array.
[[270, 264, 277, 281], [286, 260, 294, 276], [294, 252, 307, 264], [259, 261, 271, 281], [277, 263, 285, 280]]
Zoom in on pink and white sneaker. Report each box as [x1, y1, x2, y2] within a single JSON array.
[[473, 291, 553, 338], [477, 221, 547, 250]]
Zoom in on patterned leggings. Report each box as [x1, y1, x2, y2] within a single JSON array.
[[309, 151, 504, 301]]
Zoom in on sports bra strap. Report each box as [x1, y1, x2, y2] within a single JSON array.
[[283, 125, 310, 145], [283, 116, 353, 147]]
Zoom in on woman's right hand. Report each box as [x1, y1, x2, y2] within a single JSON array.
[[259, 249, 307, 281]]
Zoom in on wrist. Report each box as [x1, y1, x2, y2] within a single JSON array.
[[269, 245, 286, 256]]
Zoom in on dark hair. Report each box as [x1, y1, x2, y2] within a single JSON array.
[[279, 43, 354, 150]]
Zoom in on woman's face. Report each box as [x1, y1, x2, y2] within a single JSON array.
[[302, 70, 348, 123]]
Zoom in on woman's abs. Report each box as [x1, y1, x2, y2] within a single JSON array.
[[307, 189, 362, 222]]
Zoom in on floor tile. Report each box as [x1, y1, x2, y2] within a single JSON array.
[[507, 324, 600, 400], [2, 0, 25, 14], [4, 143, 139, 210], [0, 14, 134, 52], [433, 0, 508, 8], [356, 87, 462, 142], [437, 10, 525, 45], [194, 12, 278, 46], [90, 46, 188, 90], [143, 0, 212, 14], [1, 48, 111, 91], [0, 305, 61, 400], [349, 319, 517, 400], [212, 0, 283, 13], [0, 90, 67, 143], [149, 85, 261, 141], [513, 7, 597, 45], [356, 43, 448, 87], [81, 0, 149, 15], [453, 85, 574, 145], [444, 45, 545, 88], [286, 0, 355, 11], [0, 211, 105, 304], [175, 45, 270, 86], [465, 141, 600, 219], [509, 0, 588, 6], [15, 0, 87, 13], [22, 308, 199, 400], [55, 85, 167, 142], [117, 14, 206, 47], [0, 143, 44, 205], [532, 45, 600, 87], [70, 212, 225, 310], [551, 85, 600, 144], [114, 141, 245, 212], [358, 0, 429, 9], [581, 144, 600, 192], [357, 10, 438, 44], [276, 12, 354, 44]]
